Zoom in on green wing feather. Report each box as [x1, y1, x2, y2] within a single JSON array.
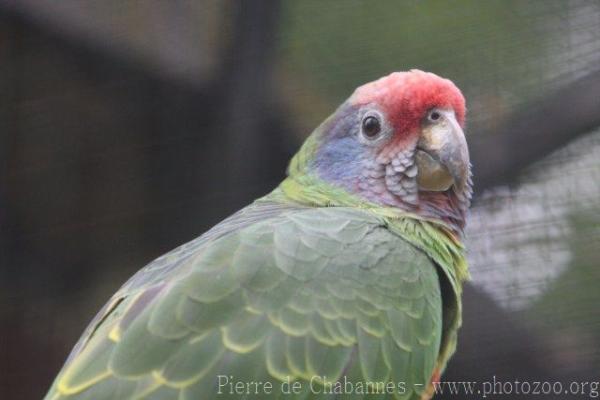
[[45, 202, 455, 400]]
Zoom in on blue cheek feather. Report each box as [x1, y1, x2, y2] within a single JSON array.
[[314, 136, 366, 189]]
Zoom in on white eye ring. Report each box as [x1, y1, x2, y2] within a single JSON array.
[[427, 109, 442, 123], [359, 110, 390, 144], [361, 115, 381, 139]]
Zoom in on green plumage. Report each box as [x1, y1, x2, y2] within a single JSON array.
[[45, 197, 466, 400]]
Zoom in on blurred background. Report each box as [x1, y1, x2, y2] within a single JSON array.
[[1, 1, 599, 399]]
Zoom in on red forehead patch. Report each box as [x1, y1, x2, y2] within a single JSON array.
[[350, 70, 466, 133]]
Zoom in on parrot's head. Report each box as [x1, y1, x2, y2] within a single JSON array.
[[290, 70, 472, 233]]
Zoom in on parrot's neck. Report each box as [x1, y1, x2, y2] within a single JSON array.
[[276, 172, 464, 236], [278, 136, 471, 239], [414, 178, 473, 235]]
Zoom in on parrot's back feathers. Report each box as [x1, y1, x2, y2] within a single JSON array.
[[46, 202, 461, 400]]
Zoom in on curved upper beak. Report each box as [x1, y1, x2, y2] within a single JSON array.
[[415, 110, 469, 192]]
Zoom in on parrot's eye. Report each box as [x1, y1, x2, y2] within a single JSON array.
[[428, 110, 442, 122], [361, 115, 382, 139]]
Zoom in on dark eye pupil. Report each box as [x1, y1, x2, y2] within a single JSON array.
[[430, 111, 441, 121], [362, 116, 381, 138]]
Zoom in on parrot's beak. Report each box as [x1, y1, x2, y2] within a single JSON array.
[[415, 110, 469, 192]]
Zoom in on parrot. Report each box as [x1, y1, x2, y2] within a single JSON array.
[[45, 70, 472, 400]]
